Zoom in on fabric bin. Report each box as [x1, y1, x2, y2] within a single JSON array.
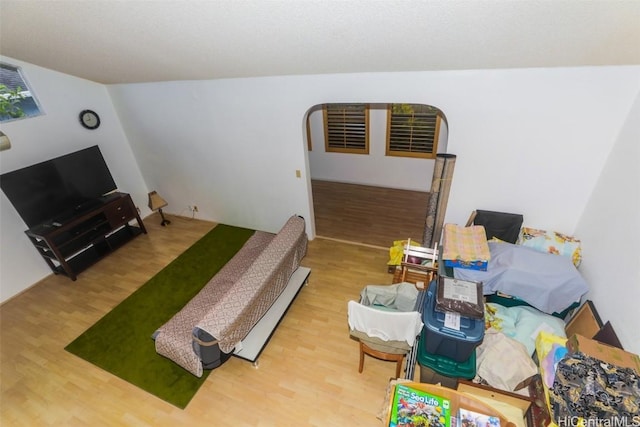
[[422, 281, 484, 362]]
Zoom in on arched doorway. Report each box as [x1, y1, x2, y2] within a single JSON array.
[[304, 102, 448, 248]]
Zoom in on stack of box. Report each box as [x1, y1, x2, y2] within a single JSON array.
[[442, 223, 491, 271], [418, 280, 485, 387]]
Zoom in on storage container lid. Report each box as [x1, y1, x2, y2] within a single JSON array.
[[422, 281, 485, 343]]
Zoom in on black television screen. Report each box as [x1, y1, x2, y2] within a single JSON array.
[[1, 145, 118, 228]]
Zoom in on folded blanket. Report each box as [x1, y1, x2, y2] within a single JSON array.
[[347, 300, 423, 346], [442, 224, 491, 263]]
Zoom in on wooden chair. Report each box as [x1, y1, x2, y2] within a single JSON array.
[[465, 209, 523, 244], [359, 341, 405, 379], [347, 300, 422, 378], [394, 238, 439, 286]]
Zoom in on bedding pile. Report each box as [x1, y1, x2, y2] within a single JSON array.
[[437, 216, 589, 396], [435, 214, 637, 426], [453, 241, 588, 314]]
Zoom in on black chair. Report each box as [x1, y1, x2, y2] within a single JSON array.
[[465, 210, 524, 244]]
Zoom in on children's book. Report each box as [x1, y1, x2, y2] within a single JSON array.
[[389, 383, 451, 427], [459, 408, 500, 427]]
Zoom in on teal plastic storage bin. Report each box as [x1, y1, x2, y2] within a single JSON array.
[[422, 281, 484, 362], [417, 333, 476, 388]]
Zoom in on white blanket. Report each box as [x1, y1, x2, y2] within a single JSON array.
[[347, 300, 423, 346]]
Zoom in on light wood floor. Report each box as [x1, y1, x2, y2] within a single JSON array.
[[0, 213, 416, 426], [312, 180, 430, 248]]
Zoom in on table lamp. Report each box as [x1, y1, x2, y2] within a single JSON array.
[[148, 191, 171, 226]]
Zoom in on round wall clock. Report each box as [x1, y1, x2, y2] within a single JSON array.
[[79, 109, 100, 129]]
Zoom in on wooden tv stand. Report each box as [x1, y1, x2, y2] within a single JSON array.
[[24, 192, 147, 281]]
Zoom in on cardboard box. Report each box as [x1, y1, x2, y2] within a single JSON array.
[[456, 380, 533, 427], [564, 300, 602, 339], [443, 259, 488, 271], [566, 334, 640, 374]]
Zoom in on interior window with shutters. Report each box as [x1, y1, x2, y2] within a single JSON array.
[[386, 103, 440, 158], [0, 62, 43, 122], [323, 103, 369, 154]]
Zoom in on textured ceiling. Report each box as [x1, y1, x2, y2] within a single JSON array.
[[1, 0, 639, 85]]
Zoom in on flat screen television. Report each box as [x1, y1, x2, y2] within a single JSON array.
[[1, 145, 118, 229]]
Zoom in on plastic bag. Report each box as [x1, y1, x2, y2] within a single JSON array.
[[387, 239, 416, 266]]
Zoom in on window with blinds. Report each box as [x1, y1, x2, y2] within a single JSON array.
[[0, 62, 43, 122], [386, 103, 440, 158], [323, 103, 369, 154]]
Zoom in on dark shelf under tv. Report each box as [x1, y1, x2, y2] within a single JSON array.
[[25, 192, 147, 281]]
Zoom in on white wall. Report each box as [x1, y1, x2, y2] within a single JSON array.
[[2, 61, 639, 350], [0, 57, 149, 302], [109, 78, 315, 235], [110, 67, 638, 236], [306, 104, 449, 191], [109, 66, 639, 349], [574, 89, 640, 355]]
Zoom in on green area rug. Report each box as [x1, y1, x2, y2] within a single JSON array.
[[65, 224, 254, 409]]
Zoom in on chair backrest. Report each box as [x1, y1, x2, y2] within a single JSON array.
[[403, 238, 438, 266], [466, 209, 523, 244]]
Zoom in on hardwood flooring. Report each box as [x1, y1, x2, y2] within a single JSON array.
[[311, 180, 430, 248], [0, 213, 416, 426]]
